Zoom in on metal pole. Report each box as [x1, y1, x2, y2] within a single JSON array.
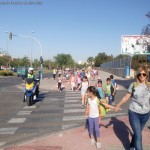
[[30, 31, 34, 67], [13, 34, 43, 80], [5, 31, 10, 68]]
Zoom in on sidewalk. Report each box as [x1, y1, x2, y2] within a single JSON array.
[[6, 70, 150, 150], [5, 116, 150, 150], [39, 70, 128, 92]]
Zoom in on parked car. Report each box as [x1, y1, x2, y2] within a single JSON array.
[[11, 68, 17, 72], [17, 67, 28, 79]]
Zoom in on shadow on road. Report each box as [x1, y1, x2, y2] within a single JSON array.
[[104, 117, 132, 150], [115, 78, 135, 89], [33, 92, 50, 104]]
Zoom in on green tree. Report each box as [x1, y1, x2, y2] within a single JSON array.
[[87, 56, 95, 65], [43, 60, 50, 69], [95, 52, 113, 67], [115, 54, 129, 59], [0, 54, 11, 67], [11, 58, 20, 68], [19, 56, 30, 67], [32, 59, 40, 68], [54, 53, 75, 68], [142, 12, 150, 35]]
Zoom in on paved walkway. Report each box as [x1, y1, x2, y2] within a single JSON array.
[[39, 70, 128, 91], [5, 70, 150, 150]]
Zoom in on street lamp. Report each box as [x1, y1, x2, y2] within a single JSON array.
[[9, 32, 43, 80], [30, 31, 35, 67], [5, 31, 9, 54], [5, 31, 11, 68]]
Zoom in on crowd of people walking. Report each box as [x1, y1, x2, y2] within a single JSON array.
[[51, 65, 150, 150]]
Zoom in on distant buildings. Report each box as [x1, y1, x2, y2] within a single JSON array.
[[0, 50, 7, 57], [78, 60, 90, 65], [78, 60, 82, 64]]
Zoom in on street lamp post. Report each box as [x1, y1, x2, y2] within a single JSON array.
[[5, 31, 9, 54], [11, 33, 43, 80], [5, 31, 11, 68], [30, 31, 34, 67]]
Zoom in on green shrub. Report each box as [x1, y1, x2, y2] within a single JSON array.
[[0, 70, 13, 76], [7, 71, 13, 76], [0, 71, 7, 76]]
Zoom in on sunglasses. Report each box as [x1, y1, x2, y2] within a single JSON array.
[[138, 73, 147, 77]]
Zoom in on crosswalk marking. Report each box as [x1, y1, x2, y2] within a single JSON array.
[[65, 100, 80, 103], [17, 111, 32, 115], [63, 90, 126, 125], [64, 103, 82, 108], [65, 92, 80, 94], [44, 99, 62, 102], [64, 109, 85, 113], [8, 118, 26, 123], [65, 94, 80, 97], [0, 90, 23, 93], [0, 127, 18, 134], [24, 105, 37, 109], [65, 97, 80, 100], [62, 91, 85, 123], [0, 142, 6, 147], [62, 124, 79, 130], [65, 90, 80, 93], [63, 115, 86, 121], [105, 112, 127, 118]]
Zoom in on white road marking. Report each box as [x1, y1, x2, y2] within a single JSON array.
[[0, 127, 18, 134], [65, 100, 80, 103], [44, 99, 61, 102], [24, 105, 37, 109], [65, 94, 79, 98], [62, 124, 79, 130], [66, 90, 80, 93], [8, 118, 26, 123], [64, 109, 85, 113], [64, 104, 82, 107], [17, 111, 32, 115], [0, 142, 6, 146], [63, 115, 86, 121], [65, 97, 81, 100], [105, 112, 127, 118], [1, 89, 23, 93]]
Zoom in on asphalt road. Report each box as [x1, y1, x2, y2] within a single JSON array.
[[0, 75, 149, 149]]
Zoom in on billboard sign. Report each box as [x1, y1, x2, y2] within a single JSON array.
[[121, 35, 150, 55]]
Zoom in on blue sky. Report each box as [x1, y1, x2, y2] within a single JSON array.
[[0, 0, 150, 62]]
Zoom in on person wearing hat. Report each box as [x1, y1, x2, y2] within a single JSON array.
[[27, 67, 35, 79]]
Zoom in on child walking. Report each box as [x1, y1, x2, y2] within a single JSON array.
[[70, 73, 76, 91], [57, 75, 63, 92], [76, 74, 82, 89], [104, 78, 115, 105], [85, 86, 115, 149], [77, 76, 89, 108], [97, 80, 104, 99]]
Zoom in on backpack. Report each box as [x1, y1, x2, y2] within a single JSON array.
[[131, 82, 138, 97], [111, 79, 119, 91], [96, 98, 106, 117], [110, 84, 115, 95]]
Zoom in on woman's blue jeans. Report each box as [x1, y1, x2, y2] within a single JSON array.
[[129, 109, 150, 150]]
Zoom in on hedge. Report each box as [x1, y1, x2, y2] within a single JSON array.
[[0, 70, 13, 76]]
